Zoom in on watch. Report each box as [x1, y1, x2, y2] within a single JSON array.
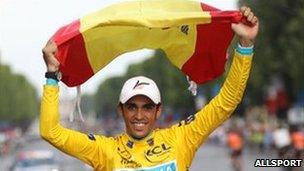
[[45, 71, 62, 82]]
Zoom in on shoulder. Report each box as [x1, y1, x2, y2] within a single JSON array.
[[86, 133, 117, 145], [155, 126, 177, 140]]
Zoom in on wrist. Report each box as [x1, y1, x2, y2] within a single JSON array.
[[46, 78, 58, 86], [47, 65, 59, 72], [239, 38, 254, 47], [236, 43, 254, 55], [45, 71, 62, 82]]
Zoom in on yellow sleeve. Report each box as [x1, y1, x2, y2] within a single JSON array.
[[39, 85, 106, 169], [172, 51, 253, 165]]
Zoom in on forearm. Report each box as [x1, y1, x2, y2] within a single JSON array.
[[174, 50, 253, 157], [216, 51, 253, 111], [40, 85, 61, 140], [39, 85, 102, 167]]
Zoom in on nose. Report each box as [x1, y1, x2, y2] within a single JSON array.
[[134, 108, 145, 120]]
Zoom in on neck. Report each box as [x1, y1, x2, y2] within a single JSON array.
[[127, 131, 154, 141], [131, 135, 145, 141]]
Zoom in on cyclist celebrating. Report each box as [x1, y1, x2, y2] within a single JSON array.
[[41, 6, 258, 171]]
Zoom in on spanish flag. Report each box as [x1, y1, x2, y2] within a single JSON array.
[[52, 0, 244, 87]]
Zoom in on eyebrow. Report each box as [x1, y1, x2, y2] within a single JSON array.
[[124, 102, 156, 108], [125, 102, 136, 107], [143, 103, 156, 108]]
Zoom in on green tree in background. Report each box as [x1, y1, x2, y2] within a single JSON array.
[[95, 76, 125, 117], [80, 94, 95, 114], [239, 0, 304, 104], [0, 64, 38, 129], [95, 50, 196, 118]]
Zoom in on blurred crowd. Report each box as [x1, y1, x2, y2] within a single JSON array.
[[207, 105, 304, 171], [0, 124, 22, 156]]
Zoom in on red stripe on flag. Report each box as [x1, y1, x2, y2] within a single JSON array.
[[201, 3, 242, 23], [52, 20, 94, 87], [201, 3, 219, 11], [52, 19, 82, 45], [181, 3, 241, 84]]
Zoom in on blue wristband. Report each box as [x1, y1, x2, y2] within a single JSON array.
[[46, 78, 58, 86], [236, 43, 254, 55]]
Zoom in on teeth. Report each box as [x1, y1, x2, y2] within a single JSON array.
[[134, 123, 145, 126]]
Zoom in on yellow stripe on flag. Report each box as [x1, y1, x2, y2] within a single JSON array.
[[80, 0, 211, 30], [79, 0, 211, 73]]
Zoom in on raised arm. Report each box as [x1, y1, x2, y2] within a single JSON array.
[[171, 6, 259, 165], [189, 6, 259, 133], [40, 41, 106, 169]]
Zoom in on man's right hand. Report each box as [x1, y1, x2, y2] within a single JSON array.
[[42, 40, 60, 72]]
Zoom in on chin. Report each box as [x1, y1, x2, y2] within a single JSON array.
[[132, 132, 148, 140]]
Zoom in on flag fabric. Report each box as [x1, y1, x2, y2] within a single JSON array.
[[51, 0, 244, 87]]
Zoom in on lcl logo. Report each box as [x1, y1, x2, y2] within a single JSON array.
[[146, 143, 171, 156]]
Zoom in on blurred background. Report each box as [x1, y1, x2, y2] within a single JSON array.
[[0, 0, 303, 171]]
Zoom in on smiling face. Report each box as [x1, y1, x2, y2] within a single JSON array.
[[119, 95, 161, 139]]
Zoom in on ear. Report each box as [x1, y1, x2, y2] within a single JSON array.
[[156, 104, 162, 119]]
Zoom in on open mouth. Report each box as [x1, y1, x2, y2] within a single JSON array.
[[131, 121, 148, 130]]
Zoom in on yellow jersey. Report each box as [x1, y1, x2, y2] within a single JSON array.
[[40, 51, 252, 171]]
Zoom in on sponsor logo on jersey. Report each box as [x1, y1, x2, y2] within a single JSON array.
[[87, 133, 96, 141], [146, 143, 171, 156], [178, 114, 195, 127], [115, 160, 177, 171], [117, 147, 141, 168], [145, 143, 172, 163], [120, 157, 142, 168]]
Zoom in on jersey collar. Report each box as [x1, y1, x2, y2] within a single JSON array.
[[122, 130, 156, 148]]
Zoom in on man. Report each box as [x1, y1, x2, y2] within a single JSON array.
[[273, 124, 291, 159], [41, 6, 258, 171], [227, 128, 244, 171]]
